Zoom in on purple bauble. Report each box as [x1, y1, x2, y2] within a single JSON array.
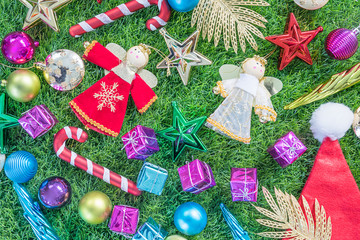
[[1, 31, 39, 65], [325, 28, 359, 60], [38, 176, 72, 209]]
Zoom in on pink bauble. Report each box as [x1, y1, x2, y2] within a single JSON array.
[[325, 28, 359, 60], [1, 32, 39, 65]]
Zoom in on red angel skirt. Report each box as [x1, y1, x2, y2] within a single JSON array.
[[69, 41, 157, 137]]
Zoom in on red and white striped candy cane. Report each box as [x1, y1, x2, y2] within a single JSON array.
[[53, 126, 142, 196], [69, 0, 171, 37]]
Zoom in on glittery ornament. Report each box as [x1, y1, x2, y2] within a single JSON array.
[[1, 31, 39, 65], [174, 202, 207, 236], [36, 49, 85, 91], [38, 177, 72, 209], [79, 191, 112, 225], [13, 183, 60, 240], [220, 203, 251, 240], [168, 0, 199, 12], [19, 0, 72, 32], [0, 93, 20, 154], [353, 106, 360, 139], [325, 25, 360, 60], [294, 0, 329, 10], [265, 13, 323, 70], [1, 69, 41, 102], [157, 29, 212, 85], [4, 151, 38, 183], [157, 101, 207, 161]]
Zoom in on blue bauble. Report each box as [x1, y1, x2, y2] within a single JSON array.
[[4, 151, 38, 183], [168, 0, 200, 12], [174, 202, 207, 236]]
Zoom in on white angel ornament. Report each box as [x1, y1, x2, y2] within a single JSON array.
[[206, 56, 282, 144]]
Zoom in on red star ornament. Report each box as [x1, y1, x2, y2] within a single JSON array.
[[265, 13, 323, 70]]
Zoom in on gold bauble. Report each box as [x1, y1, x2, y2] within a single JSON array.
[[294, 0, 329, 10], [3, 70, 40, 102], [78, 191, 112, 225], [166, 235, 188, 240]]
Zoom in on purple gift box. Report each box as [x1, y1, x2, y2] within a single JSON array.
[[121, 125, 159, 160], [109, 205, 139, 236], [267, 131, 307, 168], [18, 105, 58, 139], [178, 159, 216, 194], [230, 168, 258, 202]]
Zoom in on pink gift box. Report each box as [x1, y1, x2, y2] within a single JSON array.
[[178, 159, 216, 194], [121, 125, 159, 160], [108, 205, 139, 235], [230, 168, 258, 202], [18, 105, 58, 139], [267, 131, 307, 168]]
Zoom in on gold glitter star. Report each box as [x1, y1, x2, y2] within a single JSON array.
[[19, 0, 72, 32], [157, 29, 212, 85]]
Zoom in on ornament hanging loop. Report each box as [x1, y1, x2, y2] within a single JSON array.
[[352, 24, 360, 36], [0, 62, 36, 70], [264, 47, 278, 60], [142, 44, 173, 76]]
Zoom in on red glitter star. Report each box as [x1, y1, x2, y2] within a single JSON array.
[[265, 13, 323, 70]]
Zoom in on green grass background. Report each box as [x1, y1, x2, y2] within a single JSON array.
[[1, 0, 360, 239]]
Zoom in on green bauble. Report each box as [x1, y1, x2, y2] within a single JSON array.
[[4, 70, 40, 102], [79, 191, 112, 225]]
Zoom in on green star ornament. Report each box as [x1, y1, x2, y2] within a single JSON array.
[[0, 93, 20, 154], [157, 101, 207, 161]]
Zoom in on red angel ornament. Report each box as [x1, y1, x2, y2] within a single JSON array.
[[70, 41, 158, 137]]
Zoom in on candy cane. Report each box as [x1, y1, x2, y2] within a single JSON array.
[[53, 126, 142, 196], [69, 0, 171, 37]]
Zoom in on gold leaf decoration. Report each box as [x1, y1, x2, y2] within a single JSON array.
[[284, 63, 360, 110], [191, 0, 270, 53], [253, 186, 332, 240]]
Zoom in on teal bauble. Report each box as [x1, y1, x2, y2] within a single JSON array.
[[174, 202, 207, 236], [168, 0, 200, 12], [4, 151, 38, 183]]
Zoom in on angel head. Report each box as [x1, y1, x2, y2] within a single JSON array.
[[126, 44, 151, 70], [241, 55, 267, 80]]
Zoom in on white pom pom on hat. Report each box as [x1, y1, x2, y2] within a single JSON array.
[[310, 102, 354, 142]]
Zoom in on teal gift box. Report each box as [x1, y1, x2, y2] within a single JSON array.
[[137, 162, 168, 195], [132, 217, 168, 240]]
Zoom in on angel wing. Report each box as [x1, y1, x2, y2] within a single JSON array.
[[263, 77, 283, 96], [137, 69, 158, 88], [219, 64, 242, 80], [104, 43, 127, 76], [105, 43, 158, 88], [105, 43, 126, 61]]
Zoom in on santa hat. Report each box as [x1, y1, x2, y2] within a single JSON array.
[[300, 102, 360, 239]]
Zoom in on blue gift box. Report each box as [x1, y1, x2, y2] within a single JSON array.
[[132, 217, 168, 240], [137, 162, 168, 195]]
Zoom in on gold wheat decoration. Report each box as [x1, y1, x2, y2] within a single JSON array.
[[253, 187, 332, 240], [191, 0, 270, 53]]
